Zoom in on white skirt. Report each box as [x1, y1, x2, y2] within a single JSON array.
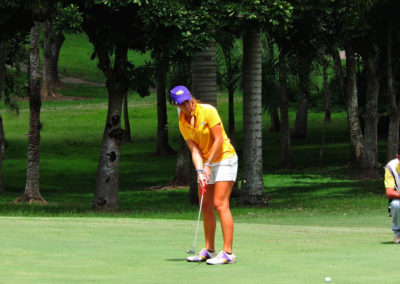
[[207, 155, 238, 184]]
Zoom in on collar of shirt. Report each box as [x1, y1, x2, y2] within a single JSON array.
[[190, 103, 199, 118], [181, 103, 199, 128]]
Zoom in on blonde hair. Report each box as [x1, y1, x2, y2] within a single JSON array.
[[191, 96, 200, 105]]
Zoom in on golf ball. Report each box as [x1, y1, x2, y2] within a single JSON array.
[[325, 277, 332, 282]]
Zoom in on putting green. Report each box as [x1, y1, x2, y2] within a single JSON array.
[[0, 216, 397, 283]]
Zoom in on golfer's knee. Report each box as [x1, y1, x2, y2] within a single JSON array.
[[391, 200, 400, 211], [214, 200, 229, 213]]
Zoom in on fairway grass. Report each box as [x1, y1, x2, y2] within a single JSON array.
[[0, 216, 397, 284]]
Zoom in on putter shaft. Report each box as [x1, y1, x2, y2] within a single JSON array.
[[187, 187, 205, 254]]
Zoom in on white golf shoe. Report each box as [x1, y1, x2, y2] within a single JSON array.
[[206, 251, 236, 265], [394, 232, 400, 244], [186, 248, 217, 262]]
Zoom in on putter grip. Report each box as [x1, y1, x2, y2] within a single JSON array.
[[201, 184, 206, 195]]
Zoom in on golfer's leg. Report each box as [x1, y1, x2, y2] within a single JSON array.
[[200, 184, 216, 251], [391, 199, 400, 233], [214, 181, 234, 253]]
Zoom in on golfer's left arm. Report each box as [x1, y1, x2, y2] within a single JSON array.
[[384, 168, 400, 199], [203, 124, 223, 177]]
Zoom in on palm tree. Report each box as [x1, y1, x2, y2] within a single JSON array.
[[189, 40, 218, 204], [239, 27, 266, 205], [191, 41, 218, 106]]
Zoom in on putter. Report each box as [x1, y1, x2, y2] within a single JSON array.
[[186, 183, 206, 255]]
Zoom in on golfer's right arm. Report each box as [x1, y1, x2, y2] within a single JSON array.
[[185, 139, 208, 185]]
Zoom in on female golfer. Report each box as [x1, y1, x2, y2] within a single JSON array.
[[170, 85, 238, 265]]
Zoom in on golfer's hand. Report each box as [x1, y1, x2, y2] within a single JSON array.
[[203, 164, 211, 181], [198, 172, 208, 188]]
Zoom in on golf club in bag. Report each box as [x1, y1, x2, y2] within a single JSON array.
[[186, 183, 206, 254]]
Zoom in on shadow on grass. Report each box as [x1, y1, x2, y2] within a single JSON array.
[[380, 241, 396, 245]]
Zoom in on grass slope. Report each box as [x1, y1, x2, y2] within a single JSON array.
[[59, 33, 151, 82]]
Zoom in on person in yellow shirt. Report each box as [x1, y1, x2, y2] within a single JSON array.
[[170, 85, 238, 265], [384, 155, 400, 244]]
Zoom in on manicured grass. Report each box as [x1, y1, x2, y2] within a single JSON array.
[[0, 216, 396, 284]]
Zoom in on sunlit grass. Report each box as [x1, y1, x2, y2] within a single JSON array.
[[59, 33, 151, 82]]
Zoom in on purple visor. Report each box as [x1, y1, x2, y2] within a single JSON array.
[[170, 85, 191, 105]]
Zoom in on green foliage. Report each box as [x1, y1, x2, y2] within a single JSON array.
[[127, 63, 155, 97], [53, 3, 83, 33], [226, 0, 293, 32], [167, 58, 192, 92], [2, 71, 26, 100], [91, 0, 142, 8], [216, 40, 242, 92], [5, 32, 30, 69], [139, 0, 219, 58]]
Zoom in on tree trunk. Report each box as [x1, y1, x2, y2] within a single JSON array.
[[361, 50, 380, 175], [14, 22, 46, 204], [191, 41, 217, 106], [0, 116, 5, 194], [293, 63, 311, 138], [330, 47, 345, 98], [0, 40, 6, 101], [344, 44, 364, 167], [170, 135, 191, 187], [222, 45, 237, 143], [228, 87, 235, 144], [279, 53, 292, 168], [41, 20, 65, 99], [155, 54, 174, 155], [239, 27, 266, 205], [92, 47, 127, 211], [322, 56, 332, 123], [190, 40, 218, 202], [0, 40, 5, 194], [387, 117, 400, 161], [269, 106, 280, 132], [385, 19, 400, 162], [122, 91, 132, 142]]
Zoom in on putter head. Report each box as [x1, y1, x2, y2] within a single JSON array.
[[186, 249, 195, 254]]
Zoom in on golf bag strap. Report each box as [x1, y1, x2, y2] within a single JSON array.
[[387, 165, 397, 215]]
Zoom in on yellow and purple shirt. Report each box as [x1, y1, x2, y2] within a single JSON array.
[[179, 103, 236, 163], [385, 158, 400, 189]]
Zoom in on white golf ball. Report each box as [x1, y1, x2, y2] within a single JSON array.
[[325, 277, 332, 282]]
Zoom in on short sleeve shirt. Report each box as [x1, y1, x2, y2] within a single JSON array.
[[385, 159, 400, 189], [179, 103, 236, 163]]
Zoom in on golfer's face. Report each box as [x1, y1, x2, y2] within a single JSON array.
[[179, 100, 192, 115]]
